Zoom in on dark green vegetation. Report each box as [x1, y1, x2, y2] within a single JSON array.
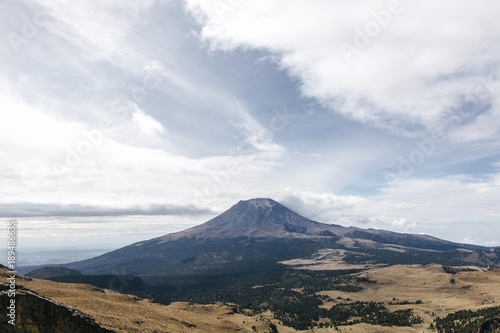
[[48, 274, 150, 294], [341, 246, 499, 267], [344, 229, 481, 251], [388, 299, 423, 305], [51, 268, 422, 330], [26, 266, 83, 279], [162, 269, 422, 330], [442, 265, 478, 274], [434, 306, 500, 333], [154, 269, 422, 330], [273, 297, 422, 330]]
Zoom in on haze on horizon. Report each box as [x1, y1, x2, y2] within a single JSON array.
[[0, 0, 499, 250]]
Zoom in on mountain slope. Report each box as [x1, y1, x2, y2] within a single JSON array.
[[152, 198, 346, 240], [149, 198, 488, 251], [66, 198, 496, 277]]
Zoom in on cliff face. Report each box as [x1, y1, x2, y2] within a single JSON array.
[[0, 283, 114, 333]]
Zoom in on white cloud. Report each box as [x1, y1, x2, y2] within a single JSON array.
[[143, 60, 164, 72], [0, 94, 82, 159], [31, 0, 157, 58], [185, 0, 500, 140], [131, 104, 166, 136], [279, 186, 370, 218], [279, 172, 500, 232], [355, 215, 418, 231], [236, 121, 286, 155], [279, 187, 419, 231], [462, 236, 478, 245], [378, 175, 500, 222]]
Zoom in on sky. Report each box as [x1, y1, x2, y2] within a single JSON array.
[[0, 0, 499, 251]]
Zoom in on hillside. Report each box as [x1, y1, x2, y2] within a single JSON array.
[[0, 266, 278, 332]]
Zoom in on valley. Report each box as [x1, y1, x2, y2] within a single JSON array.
[[4, 263, 500, 332]]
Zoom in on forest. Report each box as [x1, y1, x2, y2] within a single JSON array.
[[434, 306, 500, 333]]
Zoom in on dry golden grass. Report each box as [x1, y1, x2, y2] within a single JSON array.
[[1, 267, 278, 332], [318, 264, 500, 332]]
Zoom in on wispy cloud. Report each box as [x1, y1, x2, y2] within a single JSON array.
[[185, 0, 500, 141], [131, 104, 167, 136]]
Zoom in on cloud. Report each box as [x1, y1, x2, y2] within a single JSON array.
[[185, 0, 500, 140], [0, 203, 214, 218], [279, 186, 370, 219], [236, 121, 286, 155], [0, 0, 292, 218], [131, 104, 167, 136], [279, 187, 419, 231], [354, 216, 418, 231], [1, 0, 499, 249], [462, 236, 478, 245], [279, 172, 500, 232], [143, 60, 164, 72], [29, 0, 158, 58], [0, 215, 210, 249], [378, 175, 500, 223]]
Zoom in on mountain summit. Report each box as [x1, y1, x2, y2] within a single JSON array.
[[157, 198, 345, 240]]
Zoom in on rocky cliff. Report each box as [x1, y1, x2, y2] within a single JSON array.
[[0, 282, 114, 333]]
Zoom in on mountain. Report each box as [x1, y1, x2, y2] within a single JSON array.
[[143, 198, 488, 251], [155, 197, 342, 239], [66, 198, 497, 278]]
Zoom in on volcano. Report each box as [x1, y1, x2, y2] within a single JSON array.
[[65, 198, 496, 277]]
